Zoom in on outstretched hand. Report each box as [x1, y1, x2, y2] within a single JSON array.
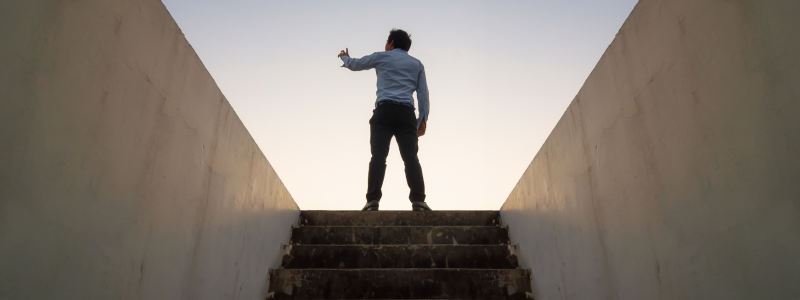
[[417, 120, 427, 137], [338, 48, 349, 58]]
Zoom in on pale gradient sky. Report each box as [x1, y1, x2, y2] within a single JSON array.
[[161, 0, 638, 210]]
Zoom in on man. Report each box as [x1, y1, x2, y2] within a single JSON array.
[[338, 29, 432, 212]]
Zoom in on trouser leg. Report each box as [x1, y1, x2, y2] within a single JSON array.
[[366, 113, 393, 202], [395, 111, 426, 203]]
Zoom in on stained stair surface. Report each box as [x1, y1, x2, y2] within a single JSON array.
[[266, 211, 533, 299]]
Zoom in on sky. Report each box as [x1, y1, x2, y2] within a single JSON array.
[[161, 0, 639, 211]]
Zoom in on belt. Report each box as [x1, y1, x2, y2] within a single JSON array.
[[377, 100, 414, 108]]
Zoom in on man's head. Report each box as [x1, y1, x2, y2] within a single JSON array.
[[386, 29, 412, 52]]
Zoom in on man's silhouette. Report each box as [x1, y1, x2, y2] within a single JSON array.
[[338, 29, 432, 212]]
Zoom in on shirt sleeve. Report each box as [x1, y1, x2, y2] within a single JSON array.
[[416, 63, 429, 128], [341, 52, 380, 71]]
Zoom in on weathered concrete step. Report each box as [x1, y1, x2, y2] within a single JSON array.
[[281, 245, 519, 269], [267, 269, 532, 299], [291, 226, 509, 245], [299, 211, 500, 226]]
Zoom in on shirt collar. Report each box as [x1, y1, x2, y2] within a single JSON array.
[[391, 48, 408, 53]]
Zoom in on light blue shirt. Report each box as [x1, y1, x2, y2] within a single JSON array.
[[341, 49, 429, 127]]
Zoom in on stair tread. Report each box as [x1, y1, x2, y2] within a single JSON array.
[[272, 268, 527, 270], [299, 211, 501, 226], [294, 225, 506, 228], [285, 244, 515, 247], [281, 245, 519, 269], [268, 268, 531, 300], [291, 226, 508, 245]]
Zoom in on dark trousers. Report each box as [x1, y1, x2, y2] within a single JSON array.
[[367, 103, 426, 203]]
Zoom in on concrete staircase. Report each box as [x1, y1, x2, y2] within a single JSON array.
[[267, 211, 533, 299]]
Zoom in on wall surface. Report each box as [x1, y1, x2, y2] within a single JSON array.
[[500, 0, 800, 300], [0, 1, 299, 299]]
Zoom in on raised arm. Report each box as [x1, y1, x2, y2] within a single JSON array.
[[416, 63, 430, 131], [339, 49, 380, 71]]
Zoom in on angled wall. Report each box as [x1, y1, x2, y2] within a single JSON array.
[[0, 1, 299, 299], [500, 0, 800, 299]]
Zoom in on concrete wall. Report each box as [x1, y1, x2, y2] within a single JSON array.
[[0, 1, 299, 299], [500, 0, 800, 299]]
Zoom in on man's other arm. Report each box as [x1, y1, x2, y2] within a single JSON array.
[[416, 64, 429, 136], [339, 48, 379, 71]]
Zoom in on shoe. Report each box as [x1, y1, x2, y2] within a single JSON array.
[[362, 200, 379, 211], [411, 202, 432, 211]]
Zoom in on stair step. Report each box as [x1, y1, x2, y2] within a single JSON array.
[[281, 245, 519, 269], [267, 269, 532, 299], [299, 211, 501, 226], [291, 226, 509, 245]]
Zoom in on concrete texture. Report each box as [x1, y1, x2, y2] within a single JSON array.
[[0, 1, 299, 299], [300, 211, 501, 226], [269, 211, 532, 299], [269, 269, 532, 300], [291, 226, 510, 245], [281, 245, 520, 269], [500, 0, 800, 300]]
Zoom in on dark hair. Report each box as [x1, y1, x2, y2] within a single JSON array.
[[387, 29, 412, 51]]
